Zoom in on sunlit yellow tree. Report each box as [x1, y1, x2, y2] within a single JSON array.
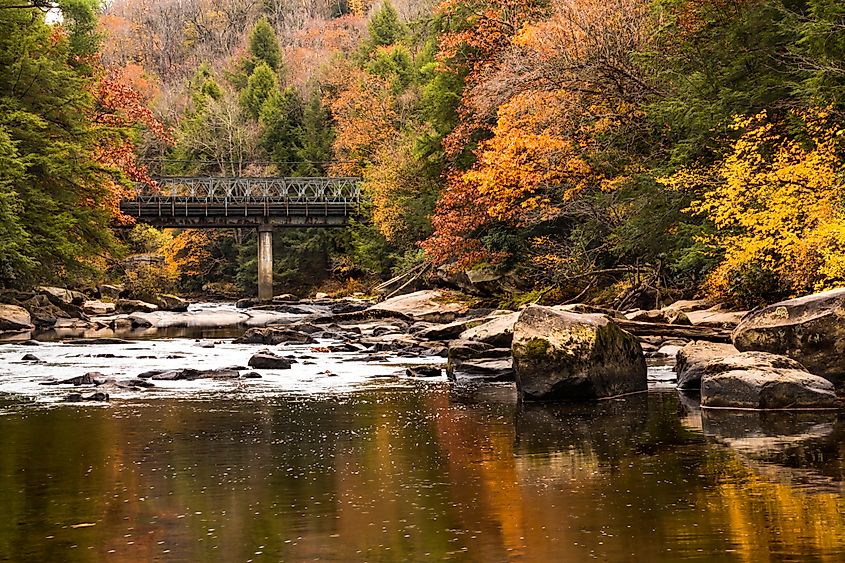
[[662, 109, 845, 302]]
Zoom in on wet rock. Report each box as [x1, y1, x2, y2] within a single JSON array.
[[98, 284, 123, 300], [327, 343, 364, 353], [458, 312, 520, 347], [455, 358, 514, 381], [732, 288, 845, 389], [136, 369, 167, 379], [82, 300, 116, 316], [111, 318, 134, 330], [126, 315, 153, 328], [125, 378, 155, 388], [242, 372, 263, 379], [234, 327, 317, 345], [701, 367, 838, 410], [151, 368, 241, 381], [368, 290, 475, 323], [116, 299, 158, 314], [64, 392, 109, 402], [56, 372, 104, 386], [328, 300, 371, 315], [0, 303, 34, 331], [236, 298, 257, 309], [676, 341, 740, 389], [512, 306, 647, 401], [64, 338, 131, 345], [156, 294, 189, 312], [406, 366, 443, 378], [248, 351, 292, 370], [21, 353, 41, 362]]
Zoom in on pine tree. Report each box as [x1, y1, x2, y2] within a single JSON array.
[[241, 62, 279, 119], [296, 89, 335, 176], [259, 87, 304, 175], [248, 17, 282, 73]]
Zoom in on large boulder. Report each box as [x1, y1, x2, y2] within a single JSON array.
[[83, 300, 116, 316], [248, 351, 292, 369], [155, 294, 189, 312], [18, 295, 68, 327], [701, 367, 838, 410], [369, 290, 475, 323], [0, 304, 34, 331], [676, 341, 739, 389], [459, 311, 520, 347], [732, 288, 845, 388], [512, 306, 647, 401], [116, 299, 159, 314], [36, 286, 86, 306]]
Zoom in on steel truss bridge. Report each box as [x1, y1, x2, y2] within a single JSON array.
[[120, 176, 362, 229], [119, 175, 362, 301]]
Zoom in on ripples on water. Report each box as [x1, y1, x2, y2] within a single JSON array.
[[0, 323, 843, 561]]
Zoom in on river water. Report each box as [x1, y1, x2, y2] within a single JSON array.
[[0, 306, 843, 561]]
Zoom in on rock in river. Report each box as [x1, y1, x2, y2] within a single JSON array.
[[235, 327, 317, 345], [248, 351, 293, 370], [676, 341, 739, 389], [701, 354, 838, 410], [64, 392, 109, 402], [512, 306, 647, 401], [116, 299, 159, 314], [368, 290, 474, 323], [0, 304, 34, 331], [732, 288, 845, 388]]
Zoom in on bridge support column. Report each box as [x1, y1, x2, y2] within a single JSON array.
[[258, 225, 274, 302]]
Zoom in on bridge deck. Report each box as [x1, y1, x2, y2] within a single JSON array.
[[120, 176, 361, 228]]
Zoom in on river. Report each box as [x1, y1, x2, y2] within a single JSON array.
[[0, 304, 843, 561]]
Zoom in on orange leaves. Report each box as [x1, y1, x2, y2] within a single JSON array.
[[464, 93, 593, 223]]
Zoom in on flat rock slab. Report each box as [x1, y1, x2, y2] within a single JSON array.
[[701, 368, 838, 410], [368, 290, 475, 323]]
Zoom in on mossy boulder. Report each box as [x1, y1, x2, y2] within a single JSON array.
[[512, 306, 646, 401]]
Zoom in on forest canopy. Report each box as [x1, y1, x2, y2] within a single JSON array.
[[1, 0, 844, 306]]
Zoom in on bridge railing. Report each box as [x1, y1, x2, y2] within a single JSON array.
[[129, 176, 362, 204]]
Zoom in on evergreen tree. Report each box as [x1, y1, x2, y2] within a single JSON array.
[[357, 2, 406, 62], [259, 87, 304, 175], [296, 89, 335, 176], [241, 62, 279, 119], [248, 17, 282, 73], [0, 0, 121, 286]]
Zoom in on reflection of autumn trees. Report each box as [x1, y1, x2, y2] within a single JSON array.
[[1, 392, 844, 560]]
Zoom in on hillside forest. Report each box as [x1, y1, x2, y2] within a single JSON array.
[[2, 0, 845, 307]]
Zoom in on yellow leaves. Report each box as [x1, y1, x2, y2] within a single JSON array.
[[665, 107, 845, 298]]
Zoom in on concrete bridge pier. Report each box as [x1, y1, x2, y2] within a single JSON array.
[[258, 224, 274, 302]]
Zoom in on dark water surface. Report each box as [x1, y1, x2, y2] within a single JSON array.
[[0, 387, 843, 562]]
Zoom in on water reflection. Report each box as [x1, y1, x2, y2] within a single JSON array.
[[0, 390, 842, 561]]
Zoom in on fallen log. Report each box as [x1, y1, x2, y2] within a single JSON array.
[[616, 319, 732, 343]]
